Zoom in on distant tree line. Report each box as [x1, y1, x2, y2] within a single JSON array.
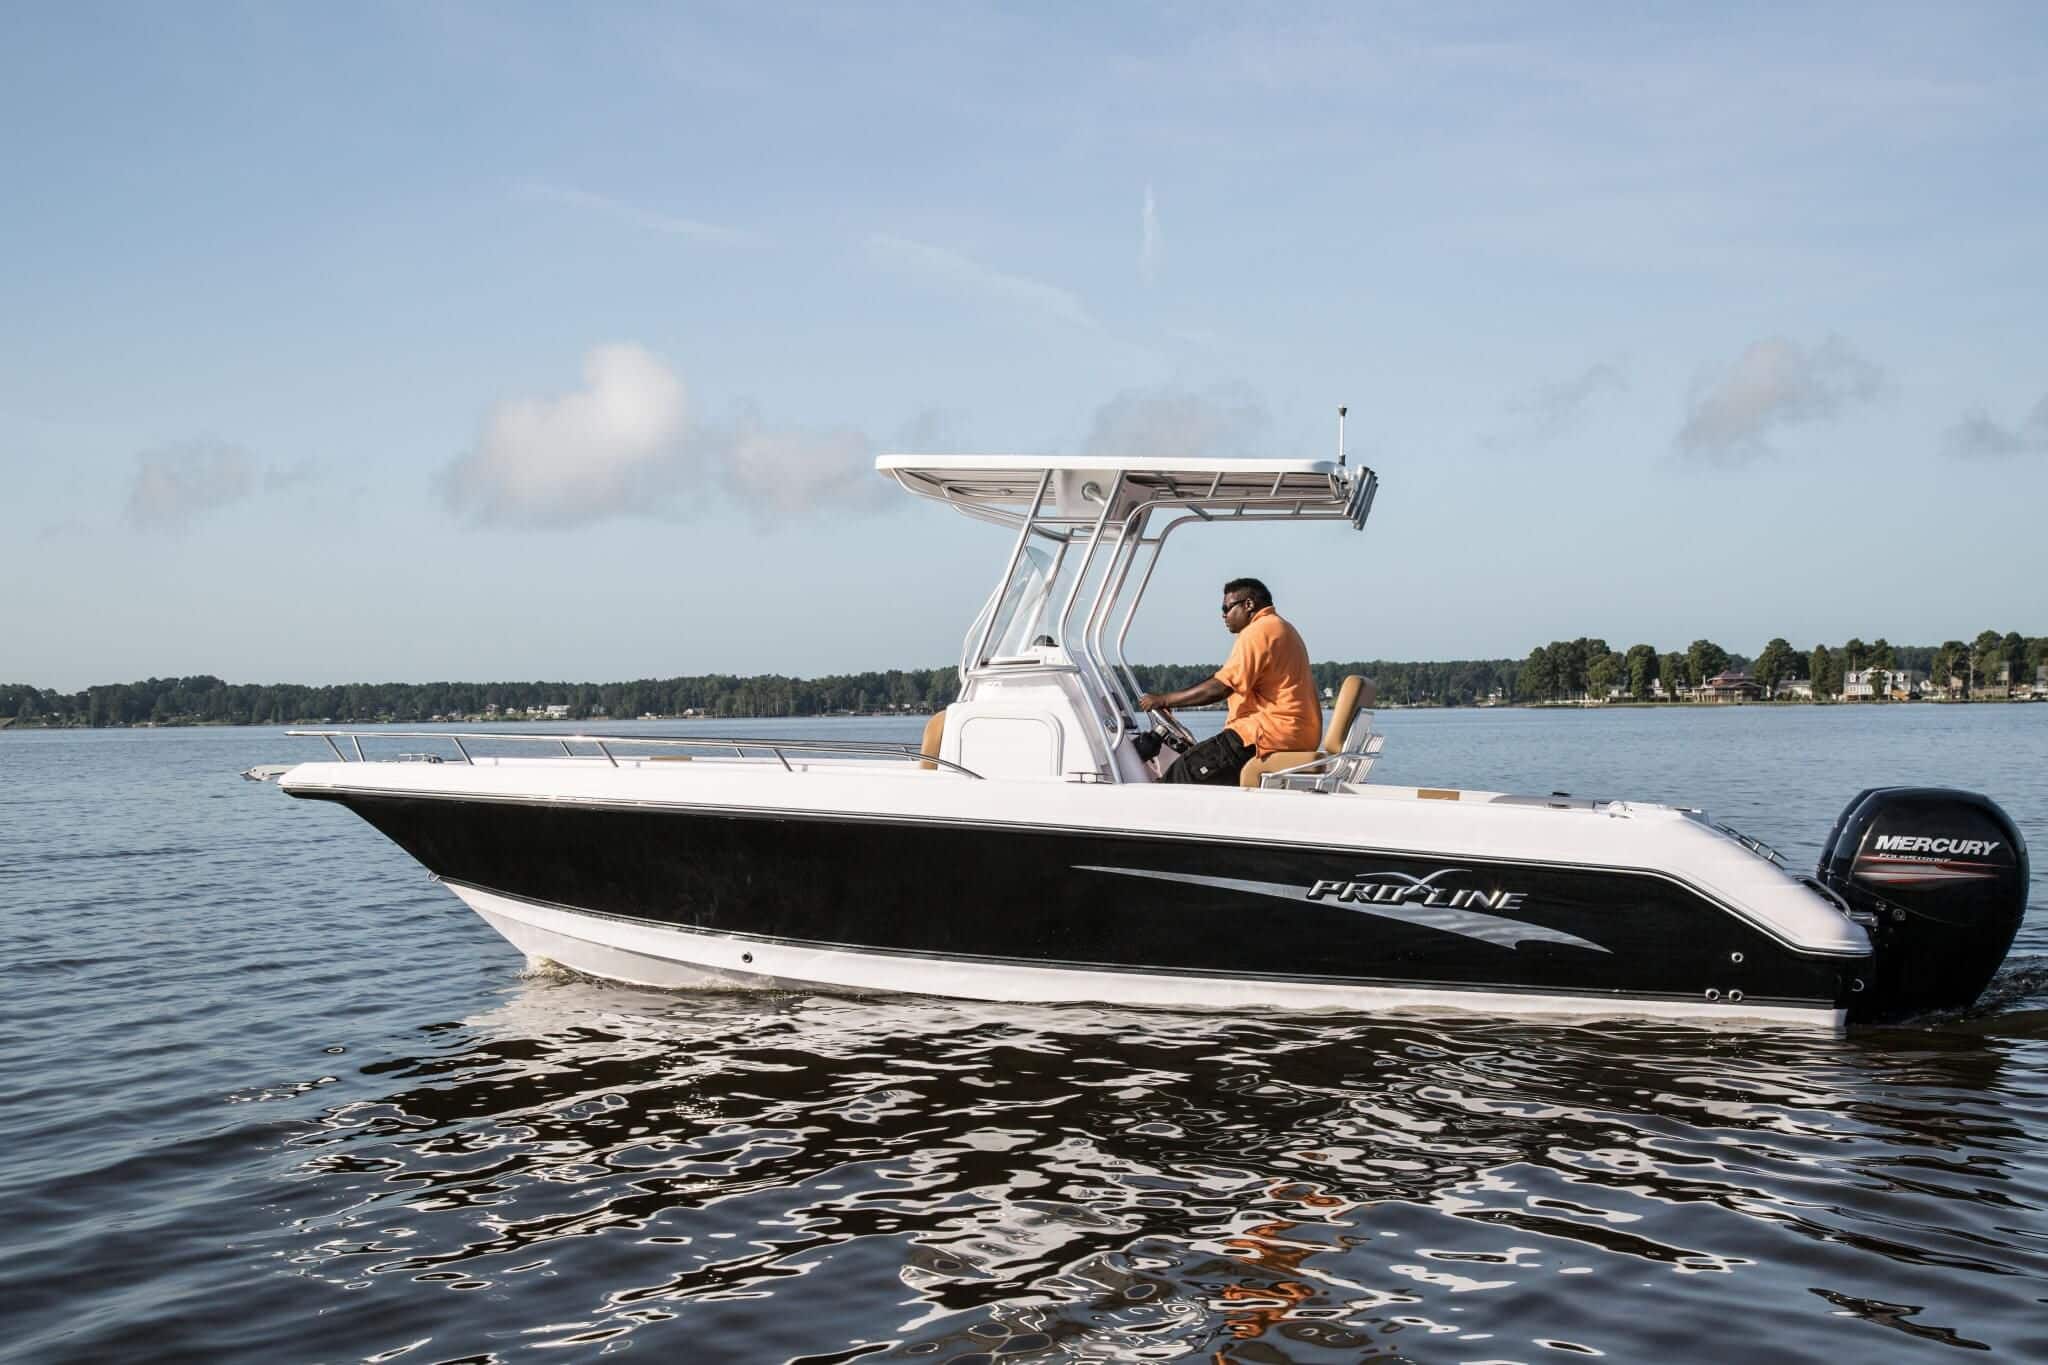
[[1516, 630, 2045, 702], [1135, 660, 1521, 708], [3, 658, 1531, 726], [6, 631, 2040, 728], [0, 658, 1535, 725], [0, 670, 965, 728]]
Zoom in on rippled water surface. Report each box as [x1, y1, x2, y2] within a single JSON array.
[[3, 707, 2046, 1363]]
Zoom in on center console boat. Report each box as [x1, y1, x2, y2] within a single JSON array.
[[265, 434, 2028, 1029]]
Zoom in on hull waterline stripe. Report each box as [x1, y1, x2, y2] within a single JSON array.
[[440, 879, 1809, 1009], [448, 883, 1844, 1029]]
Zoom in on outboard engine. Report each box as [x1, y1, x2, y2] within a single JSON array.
[[1818, 787, 2029, 1023]]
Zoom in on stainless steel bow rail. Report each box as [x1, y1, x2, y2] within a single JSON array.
[[276, 729, 985, 778]]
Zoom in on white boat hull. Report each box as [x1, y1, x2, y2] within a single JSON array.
[[452, 881, 1845, 1029]]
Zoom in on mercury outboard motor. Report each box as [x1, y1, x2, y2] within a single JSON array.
[[1818, 787, 2029, 1023]]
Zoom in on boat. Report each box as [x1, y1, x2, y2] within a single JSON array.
[[261, 425, 2029, 1030]]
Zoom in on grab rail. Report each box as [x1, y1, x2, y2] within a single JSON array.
[[284, 729, 984, 779]]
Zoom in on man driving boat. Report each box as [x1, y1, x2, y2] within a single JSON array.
[[1137, 577, 1321, 784]]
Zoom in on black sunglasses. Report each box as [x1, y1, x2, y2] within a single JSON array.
[[1221, 598, 1253, 615]]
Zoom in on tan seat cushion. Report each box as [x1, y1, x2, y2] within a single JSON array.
[[1241, 675, 1374, 788], [1239, 749, 1320, 788]]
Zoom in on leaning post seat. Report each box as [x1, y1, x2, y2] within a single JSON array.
[[918, 710, 946, 770], [1238, 675, 1374, 788]]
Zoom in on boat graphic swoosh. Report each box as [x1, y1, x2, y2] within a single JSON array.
[[1354, 868, 1467, 890], [1073, 866, 1609, 954]]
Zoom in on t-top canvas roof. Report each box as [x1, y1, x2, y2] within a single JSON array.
[[875, 453, 1378, 530]]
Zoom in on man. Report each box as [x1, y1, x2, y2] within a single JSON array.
[[1137, 577, 1320, 785]]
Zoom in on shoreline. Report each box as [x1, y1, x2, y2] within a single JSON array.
[[6, 695, 2040, 732]]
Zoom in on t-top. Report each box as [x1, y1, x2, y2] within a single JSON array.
[[1214, 605, 1322, 756]]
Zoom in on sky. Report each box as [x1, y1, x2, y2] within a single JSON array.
[[4, 2, 2045, 691]]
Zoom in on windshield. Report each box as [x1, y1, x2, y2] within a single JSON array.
[[965, 540, 1078, 664]]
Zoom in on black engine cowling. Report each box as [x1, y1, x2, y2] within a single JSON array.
[[1817, 787, 2030, 1023]]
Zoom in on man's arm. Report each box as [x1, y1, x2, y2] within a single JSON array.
[[1138, 676, 1230, 712]]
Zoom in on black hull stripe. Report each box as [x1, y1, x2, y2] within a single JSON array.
[[296, 783, 1868, 960], [316, 789, 1862, 1008]]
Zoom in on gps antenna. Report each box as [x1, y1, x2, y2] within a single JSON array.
[[1337, 406, 1348, 467]]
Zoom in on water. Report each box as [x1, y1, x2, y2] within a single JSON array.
[[3, 707, 2045, 1363]]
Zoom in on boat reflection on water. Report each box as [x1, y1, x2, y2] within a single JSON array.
[[271, 977, 2043, 1360]]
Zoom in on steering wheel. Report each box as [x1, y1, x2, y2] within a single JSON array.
[[1148, 706, 1197, 753]]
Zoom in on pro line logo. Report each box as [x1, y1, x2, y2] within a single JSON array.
[[1306, 867, 1530, 912]]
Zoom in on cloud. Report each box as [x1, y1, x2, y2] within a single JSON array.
[[1085, 382, 1272, 458], [439, 345, 896, 529], [1495, 362, 1627, 444], [1944, 392, 2048, 459], [866, 233, 1095, 330], [122, 440, 325, 532], [516, 180, 757, 247], [125, 439, 259, 531], [1676, 336, 1887, 464], [439, 344, 691, 529], [723, 416, 880, 520], [1139, 184, 1162, 286]]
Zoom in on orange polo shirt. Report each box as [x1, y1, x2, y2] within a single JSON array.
[[1214, 606, 1321, 755]]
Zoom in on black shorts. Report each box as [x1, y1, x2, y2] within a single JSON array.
[[1162, 728, 1252, 785]]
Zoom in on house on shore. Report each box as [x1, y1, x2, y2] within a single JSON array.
[[1773, 677, 1815, 701], [1842, 667, 1928, 701], [2015, 663, 2048, 700], [1699, 669, 1762, 703], [1987, 661, 2048, 699]]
